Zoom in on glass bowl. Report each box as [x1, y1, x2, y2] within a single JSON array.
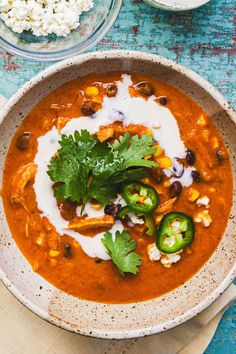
[[0, 0, 122, 61]]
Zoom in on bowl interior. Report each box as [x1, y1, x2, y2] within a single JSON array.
[[0, 52, 235, 339], [0, 1, 121, 61]]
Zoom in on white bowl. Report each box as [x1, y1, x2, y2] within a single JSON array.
[[0, 50, 235, 339], [143, 0, 211, 11]]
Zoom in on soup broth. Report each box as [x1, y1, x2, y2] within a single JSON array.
[[2, 72, 233, 303]]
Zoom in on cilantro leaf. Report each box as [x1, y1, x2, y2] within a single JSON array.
[[108, 167, 148, 184], [88, 184, 118, 205], [101, 230, 142, 276], [47, 133, 89, 203], [111, 132, 157, 168], [47, 129, 157, 208]]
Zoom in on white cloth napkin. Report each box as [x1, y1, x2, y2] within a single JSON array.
[[0, 282, 235, 354]]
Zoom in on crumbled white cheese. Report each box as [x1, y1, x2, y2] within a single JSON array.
[[163, 235, 178, 248], [147, 243, 161, 261], [170, 220, 181, 233], [128, 212, 145, 225], [160, 252, 181, 266], [194, 210, 212, 227], [147, 243, 182, 267], [0, 0, 10, 12], [196, 195, 210, 207], [0, 0, 94, 37]]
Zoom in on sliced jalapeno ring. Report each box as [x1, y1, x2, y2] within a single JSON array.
[[156, 212, 194, 253], [117, 206, 131, 219], [145, 214, 156, 237], [123, 182, 159, 214]]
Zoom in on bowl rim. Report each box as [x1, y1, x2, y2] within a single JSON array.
[[143, 0, 211, 11], [0, 0, 122, 62], [0, 50, 235, 338]]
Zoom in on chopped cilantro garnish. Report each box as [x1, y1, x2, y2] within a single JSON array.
[[47, 129, 157, 210], [101, 230, 142, 275]]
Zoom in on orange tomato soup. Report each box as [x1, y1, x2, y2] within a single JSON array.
[[2, 72, 233, 303]]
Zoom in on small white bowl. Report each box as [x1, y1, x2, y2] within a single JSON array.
[[144, 0, 211, 11]]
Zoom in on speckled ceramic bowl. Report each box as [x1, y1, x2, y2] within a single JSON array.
[[0, 51, 235, 339]]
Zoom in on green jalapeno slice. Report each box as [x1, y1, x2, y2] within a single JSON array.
[[145, 214, 156, 237], [122, 182, 159, 214], [117, 206, 131, 219], [156, 212, 194, 253]]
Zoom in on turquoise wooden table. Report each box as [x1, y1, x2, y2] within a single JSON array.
[[0, 0, 235, 352]]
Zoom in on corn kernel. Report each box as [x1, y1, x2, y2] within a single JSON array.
[[211, 136, 219, 149], [36, 236, 44, 246], [85, 86, 99, 97], [146, 129, 153, 136], [49, 249, 61, 257], [90, 203, 103, 211], [144, 155, 152, 160], [188, 188, 200, 202], [163, 181, 171, 188], [158, 156, 172, 168], [164, 263, 171, 268], [197, 115, 207, 127], [154, 145, 164, 157]]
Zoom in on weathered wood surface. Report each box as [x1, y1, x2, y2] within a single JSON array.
[[0, 0, 235, 352]]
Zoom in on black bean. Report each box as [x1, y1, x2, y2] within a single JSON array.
[[191, 170, 201, 183], [135, 81, 155, 96], [81, 101, 96, 116], [107, 84, 118, 97], [159, 97, 168, 105], [148, 167, 164, 184], [216, 150, 225, 164], [95, 258, 103, 264], [186, 150, 196, 165], [169, 181, 183, 198], [104, 203, 121, 216], [16, 132, 32, 151], [63, 244, 73, 259]]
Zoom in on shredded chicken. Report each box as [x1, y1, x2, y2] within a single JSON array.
[[67, 215, 114, 233], [56, 117, 70, 132], [11, 163, 37, 208], [50, 103, 72, 111], [156, 197, 177, 214], [96, 127, 115, 142]]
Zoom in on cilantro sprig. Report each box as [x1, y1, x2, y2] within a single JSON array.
[[102, 230, 142, 275], [47, 129, 157, 210]]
